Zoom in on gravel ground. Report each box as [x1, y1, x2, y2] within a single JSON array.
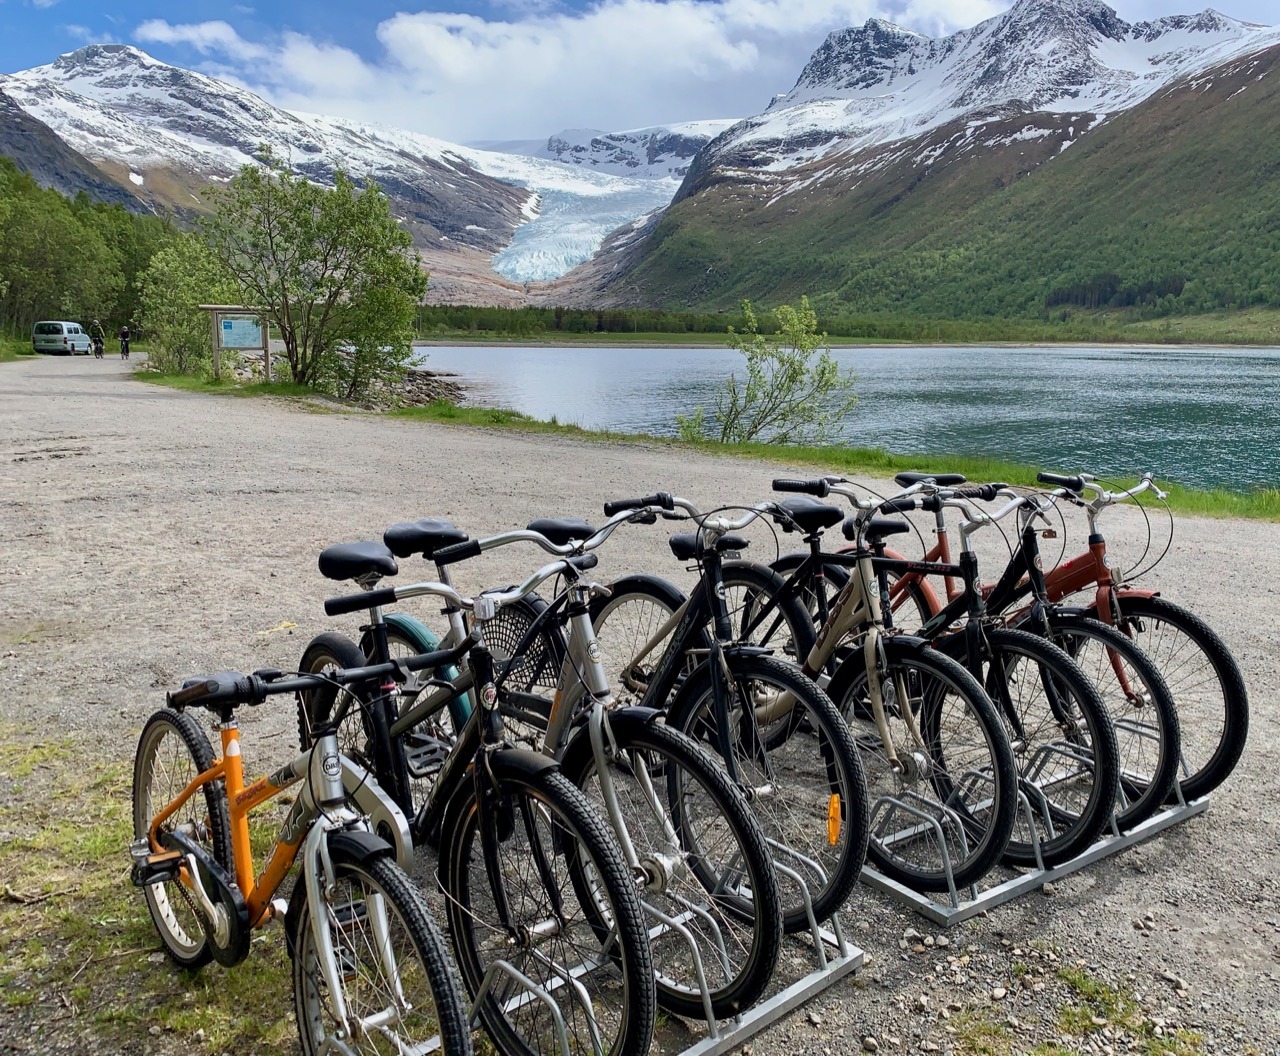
[[1, 354, 1277, 1055]]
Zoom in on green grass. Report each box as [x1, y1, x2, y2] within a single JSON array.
[[0, 335, 40, 362], [1055, 967, 1204, 1056], [136, 370, 327, 402]]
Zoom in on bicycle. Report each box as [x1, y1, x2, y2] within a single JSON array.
[[1031, 472, 1248, 802], [317, 554, 657, 1056], [568, 493, 871, 930], [132, 642, 477, 1056], [865, 474, 1180, 831], [306, 524, 785, 1022], [741, 477, 1127, 873]]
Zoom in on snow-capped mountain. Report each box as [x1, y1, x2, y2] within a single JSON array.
[[695, 0, 1279, 177], [477, 120, 739, 180], [0, 44, 683, 283]]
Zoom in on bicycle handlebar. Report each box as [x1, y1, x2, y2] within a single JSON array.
[[435, 538, 482, 566], [168, 634, 480, 711], [325, 585, 399, 616], [1036, 471, 1089, 492]]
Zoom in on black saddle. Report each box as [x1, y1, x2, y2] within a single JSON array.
[[383, 519, 469, 560], [319, 541, 398, 583], [669, 533, 750, 561], [774, 496, 844, 534], [842, 516, 911, 543], [895, 471, 966, 487], [527, 518, 596, 546]]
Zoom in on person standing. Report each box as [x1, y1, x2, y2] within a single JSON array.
[[118, 323, 131, 360]]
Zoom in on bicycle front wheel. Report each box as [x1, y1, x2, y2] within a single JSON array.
[[1109, 594, 1248, 802], [441, 766, 655, 1056], [828, 637, 1017, 891], [292, 851, 473, 1056], [668, 653, 869, 931], [559, 714, 783, 1018], [972, 628, 1121, 867], [1042, 615, 1179, 830], [589, 575, 692, 704], [133, 708, 233, 969]]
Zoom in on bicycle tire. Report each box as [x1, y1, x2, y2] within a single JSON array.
[[721, 560, 816, 668], [1105, 594, 1248, 801], [589, 575, 693, 703], [944, 627, 1121, 868], [133, 708, 234, 969], [667, 653, 869, 931], [292, 850, 474, 1056], [558, 715, 783, 1018], [440, 766, 656, 1056], [1038, 614, 1180, 830], [826, 636, 1017, 890], [296, 632, 371, 760]]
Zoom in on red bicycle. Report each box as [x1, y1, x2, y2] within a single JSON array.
[[879, 471, 1247, 803]]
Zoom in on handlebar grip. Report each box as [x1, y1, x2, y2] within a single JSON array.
[[878, 496, 919, 513], [434, 539, 482, 566], [568, 554, 599, 572], [954, 483, 1007, 502], [168, 677, 218, 708], [325, 586, 398, 617], [603, 492, 674, 516], [1036, 472, 1085, 492], [772, 478, 830, 497]]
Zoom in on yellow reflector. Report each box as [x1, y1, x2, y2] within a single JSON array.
[[827, 794, 841, 846]]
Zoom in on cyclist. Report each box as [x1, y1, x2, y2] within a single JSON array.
[[90, 319, 105, 359], [118, 323, 131, 360]]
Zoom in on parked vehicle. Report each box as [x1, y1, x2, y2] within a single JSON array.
[[32, 321, 92, 355]]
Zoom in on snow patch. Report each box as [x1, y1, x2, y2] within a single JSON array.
[[128, 171, 143, 186]]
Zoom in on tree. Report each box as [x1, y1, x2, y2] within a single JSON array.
[[203, 152, 427, 396], [138, 233, 238, 376], [676, 297, 857, 445]]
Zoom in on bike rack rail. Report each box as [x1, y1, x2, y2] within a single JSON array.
[[859, 776, 1210, 927]]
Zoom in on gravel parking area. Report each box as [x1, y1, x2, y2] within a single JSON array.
[[1, 354, 1276, 1055]]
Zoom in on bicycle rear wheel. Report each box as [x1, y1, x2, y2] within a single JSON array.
[[668, 653, 869, 931], [589, 575, 693, 704], [1108, 594, 1248, 801], [559, 714, 783, 1018], [132, 708, 233, 969], [293, 851, 473, 1056], [440, 766, 655, 1056], [827, 637, 1017, 891]]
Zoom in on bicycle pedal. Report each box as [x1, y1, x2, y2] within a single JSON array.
[[131, 849, 183, 887], [404, 733, 450, 779]]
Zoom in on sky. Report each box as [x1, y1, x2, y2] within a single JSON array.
[[1, 0, 1276, 143]]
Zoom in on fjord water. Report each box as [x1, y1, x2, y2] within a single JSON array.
[[417, 344, 1280, 492]]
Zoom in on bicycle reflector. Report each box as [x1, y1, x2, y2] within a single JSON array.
[[827, 794, 841, 846]]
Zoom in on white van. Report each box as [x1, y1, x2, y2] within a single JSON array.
[[32, 321, 92, 355]]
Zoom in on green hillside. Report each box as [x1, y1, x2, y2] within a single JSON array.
[[617, 42, 1280, 320]]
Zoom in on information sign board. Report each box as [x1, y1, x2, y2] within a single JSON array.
[[217, 314, 266, 350]]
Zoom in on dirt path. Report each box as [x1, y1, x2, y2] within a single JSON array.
[[1, 354, 1276, 1055]]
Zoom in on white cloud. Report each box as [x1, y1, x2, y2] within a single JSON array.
[[129, 1, 1015, 142], [135, 18, 269, 60], [61, 23, 96, 41], [31, 0, 61, 8]]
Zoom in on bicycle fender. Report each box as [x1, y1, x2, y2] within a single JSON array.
[[823, 633, 933, 707], [558, 707, 665, 779], [1115, 587, 1160, 600], [341, 756, 413, 871], [768, 551, 810, 575], [283, 829, 395, 956], [723, 643, 773, 660], [588, 573, 687, 620]]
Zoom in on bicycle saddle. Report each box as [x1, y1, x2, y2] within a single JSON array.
[[318, 541, 399, 582], [843, 516, 911, 543], [668, 532, 749, 561], [527, 518, 597, 546], [383, 518, 469, 559], [774, 496, 844, 534], [895, 471, 966, 486]]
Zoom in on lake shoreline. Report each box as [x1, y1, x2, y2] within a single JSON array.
[[413, 338, 1280, 352]]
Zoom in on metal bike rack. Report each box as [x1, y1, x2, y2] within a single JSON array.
[[661, 840, 865, 1056], [860, 779, 1210, 927]]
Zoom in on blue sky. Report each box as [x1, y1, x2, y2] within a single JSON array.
[[2, 0, 1276, 142]]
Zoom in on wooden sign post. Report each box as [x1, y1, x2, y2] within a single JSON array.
[[199, 306, 269, 381]]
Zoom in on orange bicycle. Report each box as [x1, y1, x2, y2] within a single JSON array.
[[131, 642, 477, 1056]]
